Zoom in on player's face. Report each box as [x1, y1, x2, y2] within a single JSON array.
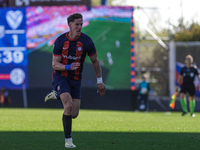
[[185, 58, 192, 65], [69, 18, 83, 37]]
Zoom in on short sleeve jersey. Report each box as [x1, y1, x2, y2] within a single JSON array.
[[53, 32, 96, 80], [180, 66, 199, 84]]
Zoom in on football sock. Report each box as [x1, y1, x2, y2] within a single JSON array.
[[62, 114, 72, 139], [65, 137, 72, 142], [189, 100, 195, 115], [180, 98, 187, 112]]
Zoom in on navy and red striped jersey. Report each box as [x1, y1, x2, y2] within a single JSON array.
[[53, 32, 96, 80]]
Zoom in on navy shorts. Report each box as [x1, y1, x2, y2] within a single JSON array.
[[180, 83, 196, 96], [52, 73, 81, 99]]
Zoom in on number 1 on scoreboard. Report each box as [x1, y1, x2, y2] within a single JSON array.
[[12, 34, 18, 46]]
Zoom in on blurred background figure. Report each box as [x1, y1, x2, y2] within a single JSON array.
[[136, 74, 150, 111], [107, 52, 114, 66], [0, 86, 11, 107], [176, 55, 200, 117], [115, 40, 120, 47]]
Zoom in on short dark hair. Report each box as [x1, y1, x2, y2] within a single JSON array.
[[67, 13, 83, 24]]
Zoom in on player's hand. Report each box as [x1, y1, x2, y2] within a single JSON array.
[[97, 83, 106, 96], [71, 62, 80, 70], [175, 85, 180, 92]]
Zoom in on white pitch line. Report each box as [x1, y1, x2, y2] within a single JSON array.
[[93, 27, 111, 43]]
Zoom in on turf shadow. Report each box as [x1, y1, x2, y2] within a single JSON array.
[[1, 131, 200, 150]]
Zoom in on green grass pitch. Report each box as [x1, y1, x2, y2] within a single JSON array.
[[1, 108, 200, 150], [82, 21, 131, 89]]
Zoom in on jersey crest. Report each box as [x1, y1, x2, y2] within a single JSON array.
[[190, 72, 194, 77]]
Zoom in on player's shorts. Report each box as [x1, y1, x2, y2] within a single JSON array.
[[180, 83, 196, 96], [52, 73, 81, 99]]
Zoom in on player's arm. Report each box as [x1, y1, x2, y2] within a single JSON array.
[[90, 53, 106, 96], [197, 74, 200, 82], [147, 82, 150, 92], [176, 74, 183, 91], [90, 54, 101, 78], [52, 55, 80, 71], [195, 67, 200, 84], [196, 73, 200, 88]]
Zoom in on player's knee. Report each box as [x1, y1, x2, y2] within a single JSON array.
[[61, 95, 73, 115], [189, 96, 195, 101], [180, 93, 185, 99], [72, 114, 78, 119], [72, 112, 79, 119], [63, 101, 73, 113], [61, 93, 80, 116]]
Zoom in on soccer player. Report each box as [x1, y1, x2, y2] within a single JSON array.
[[44, 13, 106, 148], [176, 55, 200, 117]]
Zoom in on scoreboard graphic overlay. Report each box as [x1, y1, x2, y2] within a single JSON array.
[[0, 8, 27, 89], [0, 6, 135, 90]]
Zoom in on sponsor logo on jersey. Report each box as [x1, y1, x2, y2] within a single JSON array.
[[62, 54, 81, 60]]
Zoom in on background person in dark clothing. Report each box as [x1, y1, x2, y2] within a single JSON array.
[[0, 86, 11, 107]]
